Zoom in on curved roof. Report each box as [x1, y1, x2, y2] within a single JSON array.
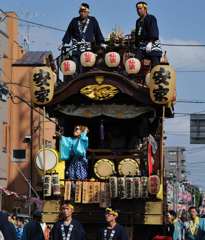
[[49, 70, 152, 106]]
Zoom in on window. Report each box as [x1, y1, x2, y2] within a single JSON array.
[[13, 149, 26, 162]]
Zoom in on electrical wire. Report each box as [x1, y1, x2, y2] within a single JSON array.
[[2, 8, 205, 48]]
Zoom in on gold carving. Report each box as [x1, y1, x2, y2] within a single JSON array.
[[80, 84, 119, 100], [95, 76, 104, 84]]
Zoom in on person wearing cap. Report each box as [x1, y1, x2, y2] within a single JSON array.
[[62, 3, 104, 47], [97, 208, 128, 240], [135, 1, 162, 67], [51, 201, 86, 240], [22, 210, 49, 240]]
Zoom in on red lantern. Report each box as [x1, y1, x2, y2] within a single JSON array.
[[105, 52, 120, 67], [148, 175, 160, 195], [80, 51, 96, 67], [125, 58, 141, 74], [60, 60, 76, 75]]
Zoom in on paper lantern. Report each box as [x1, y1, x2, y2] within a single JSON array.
[[149, 65, 176, 104], [80, 51, 96, 67], [60, 60, 76, 75], [125, 58, 141, 74], [148, 175, 160, 195], [31, 67, 55, 105], [105, 52, 120, 67]]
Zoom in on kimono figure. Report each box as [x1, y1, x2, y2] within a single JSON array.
[[60, 126, 89, 180], [185, 206, 205, 240], [135, 1, 162, 67], [97, 208, 128, 240], [51, 202, 86, 240], [167, 210, 183, 240], [185, 217, 205, 240]]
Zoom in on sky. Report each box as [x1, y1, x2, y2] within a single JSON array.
[[1, 0, 205, 189]]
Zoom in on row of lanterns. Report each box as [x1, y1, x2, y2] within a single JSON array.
[[60, 51, 141, 76], [30, 62, 176, 106]]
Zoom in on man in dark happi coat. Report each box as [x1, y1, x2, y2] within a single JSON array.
[[51, 201, 86, 240], [0, 211, 17, 240], [97, 208, 128, 240], [135, 1, 162, 67], [62, 3, 104, 47], [22, 210, 47, 240]]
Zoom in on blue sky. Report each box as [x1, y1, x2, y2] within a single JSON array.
[[1, 0, 205, 189]]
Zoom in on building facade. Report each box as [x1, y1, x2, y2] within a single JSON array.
[[165, 146, 187, 182], [0, 12, 56, 212]]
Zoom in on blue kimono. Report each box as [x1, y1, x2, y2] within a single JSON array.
[[62, 16, 104, 45], [60, 131, 88, 180], [185, 217, 205, 240], [172, 219, 183, 240]]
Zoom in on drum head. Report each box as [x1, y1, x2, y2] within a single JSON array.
[[94, 159, 115, 180], [35, 148, 58, 171], [118, 158, 139, 176]]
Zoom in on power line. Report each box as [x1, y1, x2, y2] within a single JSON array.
[[0, 8, 65, 32], [176, 100, 205, 104], [162, 43, 205, 47], [2, 8, 205, 48]]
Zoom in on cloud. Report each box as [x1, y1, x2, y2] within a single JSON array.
[[161, 38, 205, 70]]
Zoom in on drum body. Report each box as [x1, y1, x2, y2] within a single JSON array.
[[118, 158, 139, 177], [35, 148, 58, 172], [94, 159, 115, 180]]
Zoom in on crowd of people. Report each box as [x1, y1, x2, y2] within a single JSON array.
[[0, 201, 128, 240], [1, 205, 205, 240], [166, 206, 205, 240]]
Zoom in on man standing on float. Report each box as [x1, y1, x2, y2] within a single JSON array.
[[62, 3, 105, 48], [135, 1, 162, 67]]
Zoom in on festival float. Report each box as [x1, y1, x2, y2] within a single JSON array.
[[31, 30, 176, 239]]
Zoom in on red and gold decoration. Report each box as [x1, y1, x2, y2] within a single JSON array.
[[105, 52, 121, 68], [60, 59, 76, 75], [125, 58, 141, 74], [80, 51, 96, 67], [148, 175, 160, 195], [149, 65, 176, 104], [31, 67, 55, 105]]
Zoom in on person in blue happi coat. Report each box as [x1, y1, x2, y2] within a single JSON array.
[[167, 210, 183, 240], [135, 1, 162, 67], [60, 125, 89, 180], [62, 3, 104, 47], [97, 208, 128, 240], [185, 206, 205, 240]]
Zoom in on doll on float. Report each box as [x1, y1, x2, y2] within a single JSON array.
[[59, 125, 89, 180]]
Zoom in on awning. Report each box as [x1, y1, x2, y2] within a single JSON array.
[[55, 104, 156, 119]]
